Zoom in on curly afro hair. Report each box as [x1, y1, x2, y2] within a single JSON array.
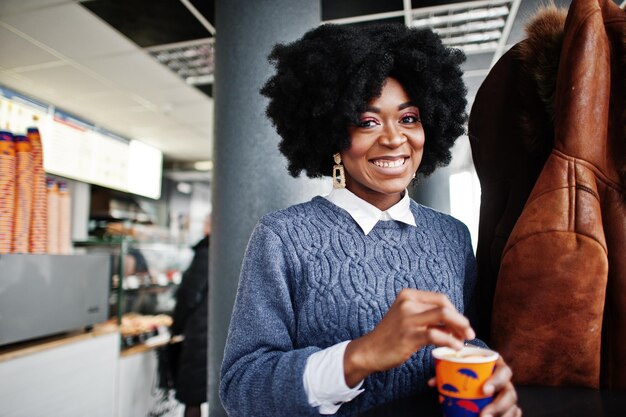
[[261, 23, 467, 178]]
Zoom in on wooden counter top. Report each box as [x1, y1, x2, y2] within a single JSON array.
[[0, 322, 180, 361], [0, 322, 119, 363]]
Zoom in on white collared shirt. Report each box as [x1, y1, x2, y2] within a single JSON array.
[[325, 187, 417, 234], [303, 188, 417, 414]]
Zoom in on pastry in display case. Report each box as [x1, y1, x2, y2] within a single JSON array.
[[119, 312, 173, 348]]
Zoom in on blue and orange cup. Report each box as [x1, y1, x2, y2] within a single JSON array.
[[432, 346, 499, 417]]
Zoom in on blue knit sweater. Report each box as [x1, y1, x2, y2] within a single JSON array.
[[220, 196, 477, 416]]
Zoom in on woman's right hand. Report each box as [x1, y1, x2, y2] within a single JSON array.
[[343, 289, 475, 387]]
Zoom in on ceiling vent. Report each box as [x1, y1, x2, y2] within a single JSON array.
[[147, 38, 215, 86], [411, 0, 516, 54]]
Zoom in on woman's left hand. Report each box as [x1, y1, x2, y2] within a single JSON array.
[[428, 356, 522, 417]]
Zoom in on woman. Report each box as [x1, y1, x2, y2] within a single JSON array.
[[172, 215, 211, 417], [220, 24, 520, 417]]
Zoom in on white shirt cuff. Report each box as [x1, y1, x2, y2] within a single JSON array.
[[303, 341, 365, 415]]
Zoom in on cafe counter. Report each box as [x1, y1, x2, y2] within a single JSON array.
[[0, 324, 181, 417]]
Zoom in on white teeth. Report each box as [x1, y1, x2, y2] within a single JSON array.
[[373, 158, 405, 168]]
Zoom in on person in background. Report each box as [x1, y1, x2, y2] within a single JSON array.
[[172, 214, 211, 417], [124, 247, 150, 279], [219, 24, 520, 417], [123, 247, 157, 314]]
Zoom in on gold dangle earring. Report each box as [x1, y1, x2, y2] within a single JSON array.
[[332, 153, 346, 189]]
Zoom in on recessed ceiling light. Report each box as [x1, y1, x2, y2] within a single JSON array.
[[194, 160, 213, 171]]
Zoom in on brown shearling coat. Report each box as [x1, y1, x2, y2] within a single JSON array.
[[469, 0, 626, 389]]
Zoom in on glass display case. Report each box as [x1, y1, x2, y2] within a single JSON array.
[[74, 238, 193, 348]]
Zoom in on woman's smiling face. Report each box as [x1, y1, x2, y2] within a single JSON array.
[[341, 77, 425, 211]]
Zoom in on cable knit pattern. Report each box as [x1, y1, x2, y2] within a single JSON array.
[[220, 196, 478, 417]]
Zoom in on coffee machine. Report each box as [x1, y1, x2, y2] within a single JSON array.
[[0, 254, 110, 346]]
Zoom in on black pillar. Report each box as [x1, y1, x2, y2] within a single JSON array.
[[209, 1, 322, 415]]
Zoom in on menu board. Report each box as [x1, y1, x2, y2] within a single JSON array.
[[0, 86, 162, 199], [89, 130, 130, 192], [44, 111, 94, 183], [128, 140, 162, 200]]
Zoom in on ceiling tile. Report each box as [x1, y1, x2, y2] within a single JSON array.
[[44, 96, 104, 123], [13, 62, 110, 98], [168, 100, 212, 127], [150, 124, 202, 139], [96, 109, 180, 143], [0, 23, 62, 69], [0, 69, 59, 105], [80, 51, 191, 104], [191, 120, 212, 134], [70, 90, 149, 114], [1, 2, 136, 59], [195, 126, 213, 137], [112, 108, 178, 130], [130, 81, 210, 112], [123, 120, 179, 137], [192, 125, 212, 142], [0, 0, 67, 17], [134, 84, 209, 110], [157, 85, 208, 105]]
